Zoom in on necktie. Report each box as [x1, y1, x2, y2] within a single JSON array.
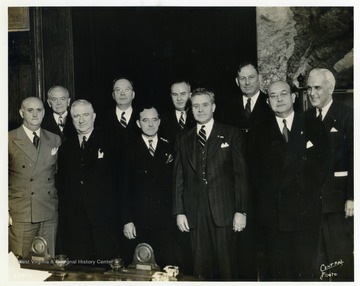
[[179, 111, 185, 129], [148, 139, 155, 157], [33, 132, 40, 148], [245, 98, 251, 118], [282, 119, 289, 143], [317, 108, 323, 121], [80, 136, 87, 150], [198, 125, 207, 147], [58, 115, 64, 131], [120, 112, 127, 128]]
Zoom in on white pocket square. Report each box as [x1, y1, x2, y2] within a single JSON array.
[[98, 149, 104, 159], [306, 141, 313, 148], [221, 142, 229, 148], [330, 127, 338, 132], [51, 147, 58, 155]]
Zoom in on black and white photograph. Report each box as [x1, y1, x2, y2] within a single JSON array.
[[2, 0, 357, 284]]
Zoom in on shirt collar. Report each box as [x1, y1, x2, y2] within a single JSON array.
[[175, 109, 187, 121], [53, 110, 68, 121], [142, 134, 158, 149], [22, 125, 40, 142], [242, 90, 260, 111], [197, 118, 214, 139], [275, 111, 295, 132], [78, 129, 93, 145], [116, 106, 133, 122], [317, 99, 333, 119]]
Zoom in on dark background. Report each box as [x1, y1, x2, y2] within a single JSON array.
[[71, 7, 257, 116]]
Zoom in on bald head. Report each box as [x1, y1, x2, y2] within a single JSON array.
[[19, 97, 45, 131]]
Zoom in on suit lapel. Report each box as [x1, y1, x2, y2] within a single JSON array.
[[185, 127, 197, 173], [13, 127, 39, 163], [207, 122, 223, 160], [282, 114, 303, 168]]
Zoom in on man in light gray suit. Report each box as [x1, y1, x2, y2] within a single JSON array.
[[8, 97, 61, 258]]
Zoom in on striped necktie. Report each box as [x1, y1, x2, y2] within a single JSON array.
[[198, 125, 206, 147], [179, 111, 185, 129], [148, 139, 155, 157], [120, 112, 127, 128]]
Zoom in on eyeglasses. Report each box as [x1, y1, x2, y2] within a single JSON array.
[[268, 91, 291, 100], [113, 88, 133, 95]]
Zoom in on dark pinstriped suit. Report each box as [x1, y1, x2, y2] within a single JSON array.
[[305, 101, 354, 281], [173, 121, 249, 279]]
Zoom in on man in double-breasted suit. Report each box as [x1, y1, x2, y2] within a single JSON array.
[[159, 80, 195, 145], [41, 85, 76, 142], [250, 81, 325, 280], [305, 68, 353, 281], [121, 104, 175, 267], [173, 88, 249, 280], [9, 97, 61, 258], [57, 99, 118, 260]]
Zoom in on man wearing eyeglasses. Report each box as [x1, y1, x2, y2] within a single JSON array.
[[120, 104, 175, 267], [249, 80, 325, 280], [41, 85, 76, 141]]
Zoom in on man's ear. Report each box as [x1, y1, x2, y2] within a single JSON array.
[[235, 77, 240, 87], [47, 99, 52, 107], [19, 109, 24, 119], [212, 103, 216, 113], [136, 119, 141, 128]]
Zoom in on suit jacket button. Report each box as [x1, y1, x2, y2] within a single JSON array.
[[22, 165, 25, 168], [30, 178, 33, 181], [31, 192, 34, 195], [80, 180, 84, 184], [48, 191, 50, 194]]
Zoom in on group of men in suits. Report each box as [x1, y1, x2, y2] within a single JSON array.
[[8, 65, 353, 281]]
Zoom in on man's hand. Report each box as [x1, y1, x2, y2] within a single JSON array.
[[176, 214, 190, 232], [123, 222, 136, 239], [233, 212, 246, 232], [345, 200, 354, 218]]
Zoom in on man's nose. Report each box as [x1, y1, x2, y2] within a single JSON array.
[[177, 95, 182, 101]]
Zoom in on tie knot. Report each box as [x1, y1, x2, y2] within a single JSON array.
[[122, 111, 125, 116], [148, 139, 153, 145], [283, 119, 287, 125], [247, 98, 251, 104]]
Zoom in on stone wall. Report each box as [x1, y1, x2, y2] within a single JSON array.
[[256, 7, 353, 91]]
